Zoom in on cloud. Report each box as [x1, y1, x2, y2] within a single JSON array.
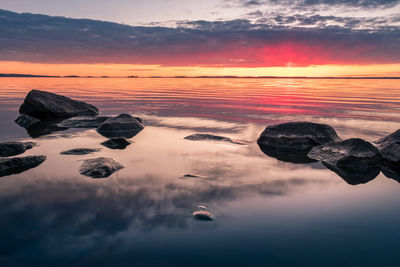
[[0, 9, 399, 67], [236, 0, 400, 8]]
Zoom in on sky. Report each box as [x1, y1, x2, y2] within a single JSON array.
[[0, 0, 399, 76]]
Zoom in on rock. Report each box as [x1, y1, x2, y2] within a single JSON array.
[[0, 142, 36, 157], [101, 138, 132, 149], [0, 155, 46, 177], [380, 142, 400, 165], [322, 162, 380, 186], [376, 129, 400, 148], [96, 114, 144, 138], [184, 134, 246, 145], [308, 138, 381, 167], [57, 116, 111, 128], [193, 210, 214, 221], [19, 89, 98, 120], [179, 174, 214, 180], [257, 122, 341, 155], [79, 157, 124, 178], [15, 114, 40, 128], [60, 148, 101, 155]]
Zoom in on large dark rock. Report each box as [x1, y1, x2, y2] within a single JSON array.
[[322, 162, 380, 186], [19, 90, 98, 120], [257, 122, 340, 162], [101, 138, 132, 150], [0, 142, 36, 157], [308, 138, 381, 167], [0, 155, 46, 177], [57, 116, 111, 128], [96, 114, 144, 138], [60, 148, 101, 155], [79, 157, 124, 178], [184, 134, 246, 145]]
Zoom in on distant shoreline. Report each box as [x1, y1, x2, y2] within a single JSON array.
[[0, 73, 399, 79]]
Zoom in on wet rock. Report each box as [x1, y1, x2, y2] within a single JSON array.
[[184, 134, 246, 145], [79, 157, 124, 178], [322, 162, 380, 185], [257, 122, 341, 155], [60, 148, 101, 155], [0, 155, 46, 177], [308, 138, 381, 167], [15, 114, 40, 128], [179, 174, 214, 180], [19, 89, 98, 120], [376, 129, 400, 148], [96, 114, 144, 138], [193, 210, 214, 221], [57, 116, 111, 128], [101, 138, 132, 149], [379, 142, 400, 165], [0, 142, 36, 157]]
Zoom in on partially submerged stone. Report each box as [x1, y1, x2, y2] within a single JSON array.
[[57, 116, 111, 128], [19, 89, 98, 120], [184, 133, 246, 145], [308, 138, 381, 167], [0, 142, 36, 157], [179, 174, 214, 180], [193, 210, 214, 221], [257, 122, 341, 155], [0, 155, 46, 177], [96, 114, 144, 138], [101, 137, 132, 149], [60, 148, 101, 155], [79, 157, 124, 178]]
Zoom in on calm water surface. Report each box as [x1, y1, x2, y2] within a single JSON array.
[[0, 78, 400, 266]]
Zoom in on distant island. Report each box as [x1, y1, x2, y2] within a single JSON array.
[[0, 73, 399, 79]]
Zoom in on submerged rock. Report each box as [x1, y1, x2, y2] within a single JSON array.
[[79, 157, 124, 178], [101, 137, 132, 149], [308, 138, 381, 167], [257, 122, 341, 154], [96, 114, 144, 138], [60, 148, 101, 155], [19, 89, 98, 120], [184, 134, 246, 145], [0, 155, 46, 177], [0, 142, 36, 157], [57, 116, 111, 128], [258, 146, 318, 164], [193, 210, 214, 221], [322, 162, 380, 186]]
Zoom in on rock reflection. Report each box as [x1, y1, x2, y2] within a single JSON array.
[[16, 119, 69, 138], [0, 173, 329, 256], [322, 162, 380, 185], [381, 164, 400, 183], [258, 144, 317, 164]]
